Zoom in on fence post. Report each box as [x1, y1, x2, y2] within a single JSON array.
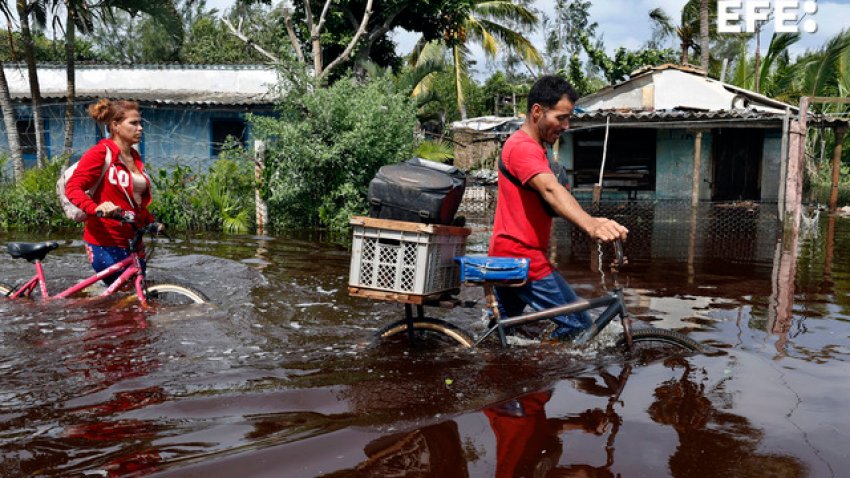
[[691, 131, 703, 208], [829, 125, 847, 213], [254, 139, 269, 235]]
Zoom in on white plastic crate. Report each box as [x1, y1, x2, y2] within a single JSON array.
[[349, 216, 470, 298]]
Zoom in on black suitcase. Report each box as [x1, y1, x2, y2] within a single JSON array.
[[368, 158, 466, 225]]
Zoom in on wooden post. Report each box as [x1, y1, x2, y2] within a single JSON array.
[[593, 117, 611, 209], [785, 97, 809, 231], [829, 125, 847, 213], [254, 139, 269, 235], [691, 131, 703, 207]]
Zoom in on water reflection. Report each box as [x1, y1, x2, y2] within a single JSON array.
[[648, 358, 804, 477]]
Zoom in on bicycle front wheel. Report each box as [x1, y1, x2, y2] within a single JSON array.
[[377, 318, 475, 349], [141, 280, 209, 305], [617, 327, 703, 355], [0, 281, 13, 297]]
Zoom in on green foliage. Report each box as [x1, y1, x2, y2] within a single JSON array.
[[415, 140, 454, 162], [149, 150, 255, 233], [580, 34, 677, 83], [0, 29, 101, 61], [0, 156, 75, 230], [181, 16, 264, 63], [251, 75, 418, 231]]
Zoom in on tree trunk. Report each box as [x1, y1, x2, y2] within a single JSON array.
[[699, 0, 709, 73], [0, 61, 24, 182], [680, 40, 689, 65], [754, 25, 761, 93], [17, 0, 47, 167], [63, 7, 76, 159], [454, 45, 467, 120]]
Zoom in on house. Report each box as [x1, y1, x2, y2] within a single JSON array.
[[1, 64, 278, 170], [557, 64, 847, 210]]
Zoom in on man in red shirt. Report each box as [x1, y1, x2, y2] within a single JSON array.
[[490, 75, 628, 340]]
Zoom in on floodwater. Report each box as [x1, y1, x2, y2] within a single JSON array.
[[0, 202, 848, 477]]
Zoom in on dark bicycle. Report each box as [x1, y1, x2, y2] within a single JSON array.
[[375, 239, 702, 353]]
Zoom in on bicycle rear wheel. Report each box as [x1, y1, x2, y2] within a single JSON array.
[[140, 280, 209, 305], [0, 281, 13, 297], [616, 327, 703, 355], [376, 317, 475, 348]]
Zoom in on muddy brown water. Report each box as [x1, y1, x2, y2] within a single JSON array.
[[0, 206, 848, 477]]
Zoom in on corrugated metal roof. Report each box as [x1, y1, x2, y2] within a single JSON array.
[[573, 108, 849, 127], [451, 116, 522, 131], [4, 64, 278, 106], [575, 108, 782, 121]]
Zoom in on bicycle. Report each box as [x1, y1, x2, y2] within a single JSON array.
[[0, 211, 208, 307], [374, 240, 703, 354]]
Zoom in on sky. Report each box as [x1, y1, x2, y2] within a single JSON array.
[[207, 0, 850, 78]]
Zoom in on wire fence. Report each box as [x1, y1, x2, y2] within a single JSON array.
[[458, 186, 787, 265]]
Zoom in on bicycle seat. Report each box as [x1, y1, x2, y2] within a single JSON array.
[[6, 242, 60, 262]]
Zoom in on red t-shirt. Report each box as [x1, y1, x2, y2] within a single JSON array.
[[489, 129, 554, 280]]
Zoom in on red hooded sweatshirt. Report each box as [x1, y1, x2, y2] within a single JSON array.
[[65, 139, 155, 248]]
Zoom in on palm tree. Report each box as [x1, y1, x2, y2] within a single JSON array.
[[649, 0, 717, 68], [16, 0, 48, 167], [52, 0, 182, 158], [699, 0, 709, 71], [440, 0, 541, 119], [727, 32, 801, 103], [0, 59, 24, 182]]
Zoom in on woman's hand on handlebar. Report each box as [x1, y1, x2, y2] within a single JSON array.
[[95, 201, 121, 218]]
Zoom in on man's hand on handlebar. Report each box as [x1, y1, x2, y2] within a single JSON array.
[[586, 217, 629, 243]]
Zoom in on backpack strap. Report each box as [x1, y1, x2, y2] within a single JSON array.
[[91, 147, 111, 193]]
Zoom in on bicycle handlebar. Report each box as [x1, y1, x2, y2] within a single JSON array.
[[95, 209, 165, 238], [611, 239, 624, 269]]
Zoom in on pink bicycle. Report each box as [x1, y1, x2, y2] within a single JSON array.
[[0, 211, 208, 306]]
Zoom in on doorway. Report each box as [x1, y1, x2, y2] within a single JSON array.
[[712, 128, 763, 201]]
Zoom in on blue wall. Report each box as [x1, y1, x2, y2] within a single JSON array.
[[0, 102, 273, 172]]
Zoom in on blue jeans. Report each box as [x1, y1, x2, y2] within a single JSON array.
[[495, 271, 591, 339], [85, 243, 145, 285]]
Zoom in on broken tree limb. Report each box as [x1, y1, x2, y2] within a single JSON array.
[[222, 17, 280, 63]]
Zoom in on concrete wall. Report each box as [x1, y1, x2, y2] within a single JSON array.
[[655, 129, 712, 200]]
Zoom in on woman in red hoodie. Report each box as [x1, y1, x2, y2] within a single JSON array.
[[65, 99, 157, 284]]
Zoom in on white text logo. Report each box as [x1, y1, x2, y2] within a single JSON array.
[[717, 0, 818, 33]]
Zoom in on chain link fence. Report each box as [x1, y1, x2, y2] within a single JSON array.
[[458, 185, 785, 265]]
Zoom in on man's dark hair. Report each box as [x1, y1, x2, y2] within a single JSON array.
[[526, 75, 579, 113]]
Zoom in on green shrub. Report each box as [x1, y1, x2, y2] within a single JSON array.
[[251, 75, 418, 231], [0, 156, 76, 230], [149, 148, 255, 233]]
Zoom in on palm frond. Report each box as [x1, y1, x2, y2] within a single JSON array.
[[472, 0, 538, 28], [802, 29, 850, 97], [758, 32, 801, 93], [649, 7, 675, 38], [473, 18, 543, 66]]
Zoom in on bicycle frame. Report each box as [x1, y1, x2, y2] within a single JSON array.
[[472, 287, 630, 347], [7, 253, 150, 306], [5, 216, 157, 307], [473, 240, 630, 347]]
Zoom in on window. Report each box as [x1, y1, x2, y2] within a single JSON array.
[[16, 119, 37, 155], [571, 128, 656, 191], [210, 118, 246, 157]]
